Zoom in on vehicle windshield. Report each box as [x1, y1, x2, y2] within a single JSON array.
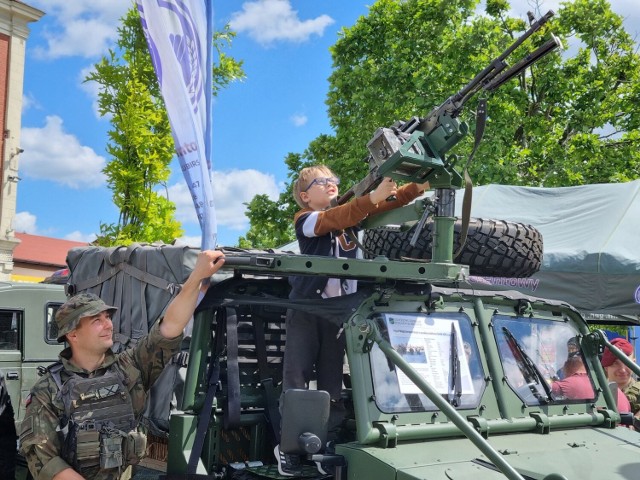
[[369, 311, 595, 412], [370, 312, 485, 413], [493, 314, 596, 405]]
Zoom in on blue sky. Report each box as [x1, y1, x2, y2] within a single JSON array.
[[14, 0, 639, 247]]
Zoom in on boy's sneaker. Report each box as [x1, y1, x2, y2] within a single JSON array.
[[274, 444, 303, 477]]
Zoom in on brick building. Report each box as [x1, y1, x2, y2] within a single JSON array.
[[0, 1, 43, 280]]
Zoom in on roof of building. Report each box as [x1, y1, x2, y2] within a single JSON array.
[[13, 232, 89, 267]]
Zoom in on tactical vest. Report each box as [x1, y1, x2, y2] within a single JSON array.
[[49, 362, 147, 476]]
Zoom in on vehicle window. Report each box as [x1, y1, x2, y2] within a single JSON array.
[[0, 310, 21, 350], [493, 314, 595, 405], [46, 303, 63, 344], [370, 312, 485, 413]]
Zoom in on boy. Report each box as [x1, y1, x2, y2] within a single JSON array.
[[283, 164, 429, 419], [275, 165, 428, 474]]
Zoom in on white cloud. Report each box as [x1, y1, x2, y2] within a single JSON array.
[[64, 231, 97, 243], [22, 93, 40, 114], [165, 169, 281, 230], [174, 235, 203, 248], [499, 1, 638, 39], [230, 0, 334, 45], [13, 212, 38, 234], [20, 115, 107, 189], [290, 113, 308, 127], [29, 0, 129, 59]]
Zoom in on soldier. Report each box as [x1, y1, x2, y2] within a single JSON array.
[[19, 250, 225, 480], [601, 337, 640, 415], [0, 370, 17, 478]]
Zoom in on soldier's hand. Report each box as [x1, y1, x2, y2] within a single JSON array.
[[193, 250, 225, 281], [370, 177, 397, 204]]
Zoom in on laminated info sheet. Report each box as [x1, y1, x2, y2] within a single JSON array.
[[385, 313, 474, 395]]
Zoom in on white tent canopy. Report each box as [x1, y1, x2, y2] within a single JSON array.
[[456, 180, 640, 322]]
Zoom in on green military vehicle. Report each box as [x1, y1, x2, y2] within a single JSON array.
[[163, 251, 639, 480], [157, 12, 640, 479], [0, 281, 65, 423], [21, 10, 640, 480]]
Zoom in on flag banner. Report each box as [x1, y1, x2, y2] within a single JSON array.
[[137, 0, 216, 249]]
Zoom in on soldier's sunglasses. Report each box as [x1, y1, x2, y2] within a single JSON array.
[[304, 176, 340, 192]]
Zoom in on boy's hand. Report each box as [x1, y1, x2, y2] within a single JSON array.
[[370, 177, 398, 204]]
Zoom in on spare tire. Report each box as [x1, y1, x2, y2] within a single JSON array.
[[362, 218, 543, 278]]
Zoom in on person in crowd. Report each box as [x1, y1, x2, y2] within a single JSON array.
[[554, 337, 580, 380], [601, 337, 640, 414], [19, 250, 225, 480], [551, 337, 630, 412], [552, 347, 593, 399]]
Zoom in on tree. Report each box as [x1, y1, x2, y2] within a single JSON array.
[[243, 0, 640, 247], [238, 151, 306, 248], [87, 8, 244, 246]]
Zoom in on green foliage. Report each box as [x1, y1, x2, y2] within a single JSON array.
[[87, 8, 244, 247], [238, 153, 304, 248], [212, 25, 246, 96], [86, 8, 179, 246], [237, 194, 295, 249], [244, 0, 640, 248]]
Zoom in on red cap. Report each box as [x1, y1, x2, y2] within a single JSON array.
[[601, 337, 634, 367]]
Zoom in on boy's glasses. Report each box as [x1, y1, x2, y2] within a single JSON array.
[[304, 176, 340, 192]]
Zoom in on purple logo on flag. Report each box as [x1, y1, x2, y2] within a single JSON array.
[[170, 30, 203, 112], [143, 0, 204, 114], [635, 285, 640, 304]]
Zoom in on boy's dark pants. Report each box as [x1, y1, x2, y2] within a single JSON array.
[[282, 308, 345, 401]]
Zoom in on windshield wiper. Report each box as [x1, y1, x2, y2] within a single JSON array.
[[501, 327, 553, 403], [449, 323, 462, 407]]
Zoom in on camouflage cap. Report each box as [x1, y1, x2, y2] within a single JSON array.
[[55, 293, 117, 342]]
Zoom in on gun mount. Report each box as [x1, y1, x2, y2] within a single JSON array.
[[342, 10, 561, 201], [339, 11, 561, 268]]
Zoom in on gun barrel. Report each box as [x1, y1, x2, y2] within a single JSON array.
[[483, 35, 562, 92], [453, 10, 556, 104]]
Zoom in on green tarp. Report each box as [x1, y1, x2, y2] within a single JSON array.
[[456, 180, 640, 322]]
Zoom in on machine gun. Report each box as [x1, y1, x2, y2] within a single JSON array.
[[339, 10, 560, 204]]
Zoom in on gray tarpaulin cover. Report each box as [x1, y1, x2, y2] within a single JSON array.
[[456, 180, 640, 321]]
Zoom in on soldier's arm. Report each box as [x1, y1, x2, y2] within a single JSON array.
[[20, 386, 76, 480], [130, 320, 183, 389], [626, 381, 640, 415], [159, 250, 225, 339], [130, 250, 226, 388]]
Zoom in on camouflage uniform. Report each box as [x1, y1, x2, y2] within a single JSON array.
[[623, 379, 640, 415], [19, 320, 182, 480]]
